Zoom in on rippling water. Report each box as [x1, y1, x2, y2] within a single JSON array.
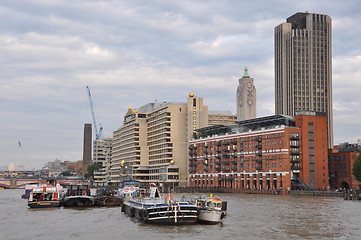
[[1, 189, 360, 240]]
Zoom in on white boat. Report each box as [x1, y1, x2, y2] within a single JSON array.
[[28, 183, 65, 208], [193, 194, 227, 224], [122, 185, 198, 225], [117, 180, 140, 204]]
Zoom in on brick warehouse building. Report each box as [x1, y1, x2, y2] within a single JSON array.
[[188, 111, 328, 191], [328, 143, 361, 189]]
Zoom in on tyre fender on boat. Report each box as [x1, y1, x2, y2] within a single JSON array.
[[140, 209, 149, 221]]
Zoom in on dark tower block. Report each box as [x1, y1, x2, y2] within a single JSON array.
[[83, 123, 93, 166]]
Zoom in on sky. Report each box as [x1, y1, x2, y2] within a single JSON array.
[[1, 0, 360, 170]]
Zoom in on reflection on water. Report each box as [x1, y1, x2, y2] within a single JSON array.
[[1, 189, 360, 240]]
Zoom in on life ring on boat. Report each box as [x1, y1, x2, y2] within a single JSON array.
[[165, 194, 173, 202], [214, 197, 220, 201], [150, 183, 156, 187], [82, 190, 87, 195], [124, 188, 129, 193], [130, 187, 134, 191]]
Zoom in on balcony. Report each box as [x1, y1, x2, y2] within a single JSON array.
[[291, 165, 302, 171], [222, 154, 230, 158], [290, 149, 300, 155], [256, 151, 262, 157], [255, 144, 262, 150], [291, 158, 301, 163], [290, 135, 300, 140], [222, 142, 230, 145]]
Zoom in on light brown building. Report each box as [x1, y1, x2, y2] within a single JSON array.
[[275, 12, 333, 148], [110, 94, 209, 187], [208, 110, 237, 126]]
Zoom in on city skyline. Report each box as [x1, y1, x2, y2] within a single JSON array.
[[1, 1, 360, 169]]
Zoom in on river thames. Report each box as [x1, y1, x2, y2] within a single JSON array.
[[0, 189, 360, 240]]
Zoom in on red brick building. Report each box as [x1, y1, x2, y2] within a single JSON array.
[[328, 143, 361, 189], [188, 111, 328, 191]]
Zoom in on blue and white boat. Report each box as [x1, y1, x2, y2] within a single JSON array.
[[122, 185, 198, 225]]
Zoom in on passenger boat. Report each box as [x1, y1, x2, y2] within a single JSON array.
[[193, 194, 227, 224], [62, 185, 94, 207], [27, 183, 65, 208], [94, 187, 122, 206], [122, 185, 198, 225]]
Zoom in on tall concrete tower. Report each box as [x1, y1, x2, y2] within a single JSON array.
[[275, 12, 333, 147], [83, 123, 92, 166], [236, 67, 256, 121]]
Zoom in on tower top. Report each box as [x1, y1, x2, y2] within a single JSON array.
[[242, 67, 250, 78]]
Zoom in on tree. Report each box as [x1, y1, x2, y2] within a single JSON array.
[[352, 152, 361, 182], [84, 163, 102, 179], [61, 171, 72, 176]]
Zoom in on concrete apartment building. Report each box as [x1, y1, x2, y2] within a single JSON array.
[[275, 12, 333, 147], [208, 110, 237, 126], [109, 93, 209, 187], [189, 111, 329, 191], [93, 137, 112, 186], [108, 93, 238, 188]]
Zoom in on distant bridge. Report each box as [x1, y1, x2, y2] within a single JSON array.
[[0, 178, 89, 189]]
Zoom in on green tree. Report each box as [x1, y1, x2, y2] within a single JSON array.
[[352, 152, 361, 182], [84, 163, 102, 179], [61, 171, 72, 176]]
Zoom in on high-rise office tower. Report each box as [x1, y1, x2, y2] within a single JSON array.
[[275, 12, 333, 147], [236, 67, 256, 121]]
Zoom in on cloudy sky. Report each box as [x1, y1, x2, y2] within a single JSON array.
[[1, 0, 360, 170]]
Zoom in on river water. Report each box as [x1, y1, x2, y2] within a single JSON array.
[[0, 189, 360, 240]]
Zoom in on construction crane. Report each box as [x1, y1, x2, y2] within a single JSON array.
[[86, 86, 103, 139]]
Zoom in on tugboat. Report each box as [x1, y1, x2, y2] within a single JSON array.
[[193, 194, 227, 224], [122, 184, 198, 225], [28, 183, 65, 208], [62, 185, 94, 207]]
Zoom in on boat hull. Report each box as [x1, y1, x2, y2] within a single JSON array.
[[62, 196, 94, 207], [123, 201, 198, 225], [94, 196, 122, 206], [198, 209, 224, 224], [28, 200, 61, 208]]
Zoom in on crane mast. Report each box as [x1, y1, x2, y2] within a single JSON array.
[[86, 86, 103, 139]]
